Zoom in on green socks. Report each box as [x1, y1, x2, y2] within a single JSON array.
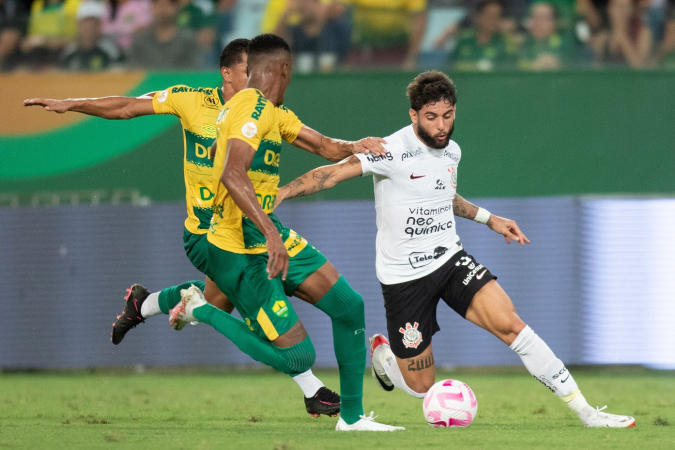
[[193, 303, 315, 376], [315, 276, 366, 424], [157, 280, 205, 314]]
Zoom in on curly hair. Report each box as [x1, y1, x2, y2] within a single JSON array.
[[406, 71, 457, 111]]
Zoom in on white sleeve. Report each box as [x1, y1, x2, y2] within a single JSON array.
[[355, 149, 397, 177]]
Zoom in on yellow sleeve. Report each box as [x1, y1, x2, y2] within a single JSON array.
[[276, 106, 304, 144], [152, 85, 198, 121], [225, 93, 274, 151], [406, 0, 427, 12]]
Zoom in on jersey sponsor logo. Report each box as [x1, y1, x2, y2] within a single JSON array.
[[251, 94, 267, 120], [405, 215, 453, 238], [476, 269, 487, 280], [399, 322, 423, 349], [408, 205, 452, 216], [435, 179, 446, 190], [408, 246, 448, 268], [462, 263, 485, 286], [157, 89, 168, 103], [443, 150, 460, 162], [199, 186, 214, 202], [264, 149, 280, 167], [256, 193, 277, 212], [402, 147, 424, 160], [366, 152, 393, 163], [410, 173, 426, 179], [241, 122, 258, 138], [171, 86, 212, 94], [448, 166, 457, 189]]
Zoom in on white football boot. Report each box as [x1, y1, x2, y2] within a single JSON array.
[[579, 405, 636, 428], [369, 334, 394, 391], [336, 412, 405, 431], [169, 284, 206, 330]]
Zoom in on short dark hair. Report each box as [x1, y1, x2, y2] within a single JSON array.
[[219, 38, 250, 69], [406, 70, 457, 111], [248, 34, 291, 65]]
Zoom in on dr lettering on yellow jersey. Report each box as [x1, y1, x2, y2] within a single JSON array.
[[209, 88, 303, 254], [152, 85, 227, 235]]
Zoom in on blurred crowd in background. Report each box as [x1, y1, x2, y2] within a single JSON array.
[[1, 0, 675, 73]]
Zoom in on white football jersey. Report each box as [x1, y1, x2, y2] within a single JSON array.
[[355, 124, 463, 285]]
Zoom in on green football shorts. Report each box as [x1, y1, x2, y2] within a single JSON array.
[[183, 228, 209, 274], [205, 225, 327, 342]]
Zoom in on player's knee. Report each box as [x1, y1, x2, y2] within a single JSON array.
[[319, 276, 364, 321], [282, 336, 316, 374]]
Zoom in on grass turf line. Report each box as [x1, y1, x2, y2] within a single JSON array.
[[0, 369, 673, 450]]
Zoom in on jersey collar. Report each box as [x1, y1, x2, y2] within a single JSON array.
[[217, 87, 225, 105]]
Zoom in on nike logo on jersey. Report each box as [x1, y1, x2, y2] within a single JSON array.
[[410, 173, 426, 179], [476, 269, 487, 280], [560, 374, 570, 383]]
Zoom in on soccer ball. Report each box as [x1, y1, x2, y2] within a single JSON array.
[[422, 379, 477, 428]]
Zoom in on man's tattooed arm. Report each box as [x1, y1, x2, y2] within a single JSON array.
[[453, 193, 481, 221], [276, 156, 363, 207]]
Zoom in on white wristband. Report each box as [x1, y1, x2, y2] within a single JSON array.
[[474, 207, 491, 224]]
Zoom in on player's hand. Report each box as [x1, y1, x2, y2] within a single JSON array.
[[273, 188, 287, 210], [23, 98, 71, 113], [265, 233, 289, 281], [487, 215, 530, 246], [352, 137, 387, 157]]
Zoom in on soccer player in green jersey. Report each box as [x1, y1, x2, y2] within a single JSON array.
[[23, 38, 386, 418]]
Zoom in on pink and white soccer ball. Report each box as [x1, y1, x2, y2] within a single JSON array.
[[423, 379, 478, 428]]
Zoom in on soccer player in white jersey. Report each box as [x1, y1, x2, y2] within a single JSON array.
[[274, 70, 636, 428]]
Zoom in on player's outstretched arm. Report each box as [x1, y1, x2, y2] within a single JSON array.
[[275, 155, 363, 208], [453, 193, 530, 246], [23, 94, 156, 120], [222, 138, 289, 280], [292, 125, 387, 162]]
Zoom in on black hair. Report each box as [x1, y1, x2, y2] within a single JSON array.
[[248, 34, 291, 65], [219, 38, 250, 69], [406, 70, 457, 111]]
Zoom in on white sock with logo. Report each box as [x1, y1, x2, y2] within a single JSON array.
[[140, 292, 162, 318], [510, 325, 591, 418], [292, 369, 325, 398], [374, 345, 426, 399]]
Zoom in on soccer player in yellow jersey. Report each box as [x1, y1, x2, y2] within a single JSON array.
[[169, 34, 403, 431], [23, 38, 386, 418]]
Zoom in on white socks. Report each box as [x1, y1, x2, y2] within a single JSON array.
[[293, 369, 325, 398], [140, 292, 162, 318], [374, 345, 426, 399], [510, 325, 591, 418]]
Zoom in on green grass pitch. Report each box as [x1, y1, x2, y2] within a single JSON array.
[[1, 367, 673, 449]]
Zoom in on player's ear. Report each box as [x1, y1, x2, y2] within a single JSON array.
[[221, 66, 231, 83], [409, 108, 418, 125]]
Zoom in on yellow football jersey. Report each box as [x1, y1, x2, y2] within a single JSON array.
[[208, 88, 303, 254], [153, 85, 227, 235]]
